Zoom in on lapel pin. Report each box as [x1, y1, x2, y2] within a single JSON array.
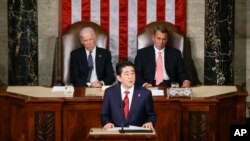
[[99, 55, 102, 58], [138, 93, 141, 97]]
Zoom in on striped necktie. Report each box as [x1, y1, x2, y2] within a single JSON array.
[[87, 51, 93, 82]]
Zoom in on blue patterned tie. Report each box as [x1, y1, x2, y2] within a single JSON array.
[[87, 51, 93, 82]]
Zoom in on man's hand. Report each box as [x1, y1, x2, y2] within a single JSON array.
[[181, 80, 190, 88], [142, 122, 154, 130], [143, 82, 153, 88], [103, 123, 114, 129], [90, 80, 103, 88]]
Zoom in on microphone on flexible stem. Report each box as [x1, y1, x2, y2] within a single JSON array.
[[120, 100, 125, 133]]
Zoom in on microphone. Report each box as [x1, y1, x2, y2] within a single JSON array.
[[120, 101, 125, 133]]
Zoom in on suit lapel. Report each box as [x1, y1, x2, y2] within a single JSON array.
[[129, 87, 141, 119], [149, 46, 156, 79], [164, 48, 171, 74], [81, 48, 88, 69], [95, 47, 101, 78], [114, 84, 122, 102], [114, 85, 124, 123]]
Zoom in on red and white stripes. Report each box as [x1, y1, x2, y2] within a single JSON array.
[[62, 0, 186, 65]]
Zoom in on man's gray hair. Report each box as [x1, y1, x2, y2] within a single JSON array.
[[79, 27, 96, 39]]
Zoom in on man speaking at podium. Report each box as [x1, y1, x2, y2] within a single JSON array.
[[100, 61, 156, 130]]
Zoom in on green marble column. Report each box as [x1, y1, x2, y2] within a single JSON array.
[[204, 0, 234, 85], [8, 0, 38, 85]]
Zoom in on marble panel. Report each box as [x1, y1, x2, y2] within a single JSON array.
[[204, 0, 234, 85], [8, 0, 38, 85]]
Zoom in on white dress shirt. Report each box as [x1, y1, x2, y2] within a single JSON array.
[[85, 47, 98, 86], [121, 86, 134, 110]]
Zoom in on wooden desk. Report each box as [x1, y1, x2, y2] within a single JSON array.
[[87, 128, 157, 141], [0, 86, 248, 141]]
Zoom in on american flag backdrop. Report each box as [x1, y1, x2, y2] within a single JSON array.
[[61, 0, 186, 65]]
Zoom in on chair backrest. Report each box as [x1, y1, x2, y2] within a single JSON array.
[[137, 21, 184, 54], [62, 20, 108, 84]]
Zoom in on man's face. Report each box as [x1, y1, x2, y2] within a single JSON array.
[[80, 31, 96, 51], [152, 30, 168, 50], [117, 66, 135, 89]]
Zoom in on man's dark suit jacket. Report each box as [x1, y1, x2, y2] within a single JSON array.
[[70, 47, 115, 87], [100, 84, 156, 127], [134, 46, 189, 86]]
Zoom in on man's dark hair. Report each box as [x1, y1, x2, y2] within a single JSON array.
[[116, 61, 135, 76], [153, 25, 169, 35]]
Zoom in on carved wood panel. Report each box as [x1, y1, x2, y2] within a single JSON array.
[[189, 112, 208, 141], [35, 111, 55, 141]]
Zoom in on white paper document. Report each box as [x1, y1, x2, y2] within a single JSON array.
[[150, 89, 164, 96], [107, 125, 151, 131], [51, 86, 65, 92]]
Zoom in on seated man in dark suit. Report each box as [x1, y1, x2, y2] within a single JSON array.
[[70, 27, 115, 87], [134, 25, 190, 88], [100, 61, 156, 129]]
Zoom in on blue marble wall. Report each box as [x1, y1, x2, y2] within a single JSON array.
[[204, 0, 234, 85], [8, 0, 38, 85]]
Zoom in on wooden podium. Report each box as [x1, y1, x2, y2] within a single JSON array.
[[87, 128, 157, 141], [0, 85, 248, 141]]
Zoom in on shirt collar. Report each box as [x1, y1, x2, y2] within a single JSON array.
[[85, 46, 96, 55], [153, 45, 165, 53], [121, 85, 134, 95]]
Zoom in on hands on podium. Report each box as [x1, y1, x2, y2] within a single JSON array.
[[103, 123, 115, 129], [103, 122, 154, 130], [142, 122, 154, 129]]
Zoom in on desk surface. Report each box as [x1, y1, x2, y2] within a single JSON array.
[[5, 85, 238, 98], [89, 128, 156, 135], [88, 128, 157, 141]]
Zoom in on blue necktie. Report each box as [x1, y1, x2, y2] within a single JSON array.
[[87, 51, 93, 82]]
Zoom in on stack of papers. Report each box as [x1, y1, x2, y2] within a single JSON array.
[[107, 125, 152, 132], [51, 86, 65, 92], [146, 87, 164, 96], [150, 89, 164, 96]]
